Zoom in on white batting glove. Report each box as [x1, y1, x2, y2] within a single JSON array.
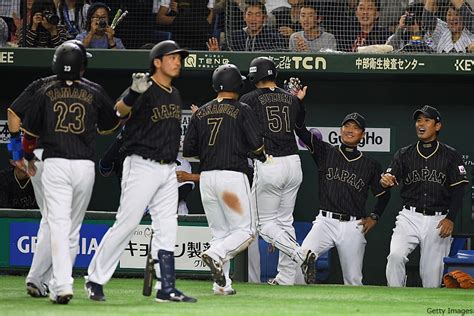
[[131, 72, 152, 94], [284, 77, 302, 96]]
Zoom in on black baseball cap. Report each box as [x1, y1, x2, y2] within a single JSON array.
[[413, 105, 441, 122], [342, 112, 366, 129]]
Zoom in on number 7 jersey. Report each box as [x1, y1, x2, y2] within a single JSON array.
[[22, 78, 120, 160]]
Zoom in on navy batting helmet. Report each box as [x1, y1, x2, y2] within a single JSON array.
[[247, 57, 277, 84], [149, 40, 189, 73], [51, 42, 84, 80], [212, 64, 246, 93], [65, 39, 92, 67]]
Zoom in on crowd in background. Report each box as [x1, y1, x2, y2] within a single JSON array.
[[0, 1, 473, 55]]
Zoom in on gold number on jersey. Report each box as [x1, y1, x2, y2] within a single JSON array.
[[207, 117, 223, 146], [266, 106, 291, 133], [53, 102, 86, 134]]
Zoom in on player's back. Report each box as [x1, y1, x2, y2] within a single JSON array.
[[23, 78, 118, 161], [240, 87, 300, 157], [186, 98, 261, 174]]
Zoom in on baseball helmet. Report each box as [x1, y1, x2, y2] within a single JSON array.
[[149, 40, 189, 73], [65, 39, 92, 67], [212, 64, 246, 93], [51, 42, 84, 80], [247, 57, 277, 84]]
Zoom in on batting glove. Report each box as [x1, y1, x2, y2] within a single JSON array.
[[131, 73, 152, 94]]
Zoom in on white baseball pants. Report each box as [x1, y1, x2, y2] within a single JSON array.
[[253, 155, 304, 285], [87, 155, 178, 285], [386, 208, 451, 288], [200, 170, 255, 265], [42, 158, 95, 296], [302, 212, 367, 285]]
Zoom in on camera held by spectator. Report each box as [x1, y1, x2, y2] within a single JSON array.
[[97, 17, 108, 30], [42, 10, 59, 26]]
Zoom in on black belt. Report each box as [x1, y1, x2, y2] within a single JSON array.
[[404, 206, 448, 216], [319, 210, 362, 221], [153, 159, 173, 165]]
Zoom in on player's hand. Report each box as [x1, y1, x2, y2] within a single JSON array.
[[358, 217, 377, 234], [284, 77, 307, 100], [131, 73, 152, 94], [380, 173, 398, 188], [176, 170, 190, 182], [437, 218, 454, 238], [15, 159, 36, 177], [190, 104, 199, 114]]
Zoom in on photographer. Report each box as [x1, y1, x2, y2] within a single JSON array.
[[76, 2, 124, 49], [386, 3, 434, 53], [16, 0, 67, 48]]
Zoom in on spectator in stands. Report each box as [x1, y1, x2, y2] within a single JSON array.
[[57, 0, 89, 39], [469, 42, 474, 52], [0, 0, 21, 42], [11, 0, 35, 44], [16, 0, 68, 47], [289, 1, 337, 52], [264, 0, 291, 27], [156, 0, 214, 50], [0, 160, 38, 209], [338, 0, 390, 52], [423, 0, 473, 53], [220, 1, 286, 51], [0, 16, 7, 47], [273, 0, 303, 40], [76, 2, 124, 49], [386, 3, 434, 53]]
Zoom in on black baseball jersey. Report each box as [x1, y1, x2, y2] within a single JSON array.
[[387, 141, 469, 212], [296, 126, 386, 218], [240, 87, 302, 157], [183, 98, 263, 174], [22, 78, 119, 160], [0, 168, 37, 209], [9, 75, 103, 121], [121, 81, 182, 162]]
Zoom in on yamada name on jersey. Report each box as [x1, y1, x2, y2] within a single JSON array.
[[151, 104, 181, 122], [404, 168, 446, 186], [196, 103, 239, 120], [326, 167, 365, 192], [46, 87, 94, 104]]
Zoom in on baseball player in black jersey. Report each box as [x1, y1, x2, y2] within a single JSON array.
[[18, 42, 119, 304], [86, 40, 196, 303], [289, 78, 390, 285], [381, 105, 469, 288], [7, 39, 97, 299], [239, 57, 316, 285], [183, 63, 266, 295]]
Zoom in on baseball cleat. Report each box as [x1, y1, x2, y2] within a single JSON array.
[[51, 294, 73, 305], [213, 287, 237, 295], [85, 281, 106, 301], [266, 278, 280, 286], [201, 253, 226, 287], [301, 250, 317, 284], [26, 282, 48, 298], [155, 288, 197, 303]]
